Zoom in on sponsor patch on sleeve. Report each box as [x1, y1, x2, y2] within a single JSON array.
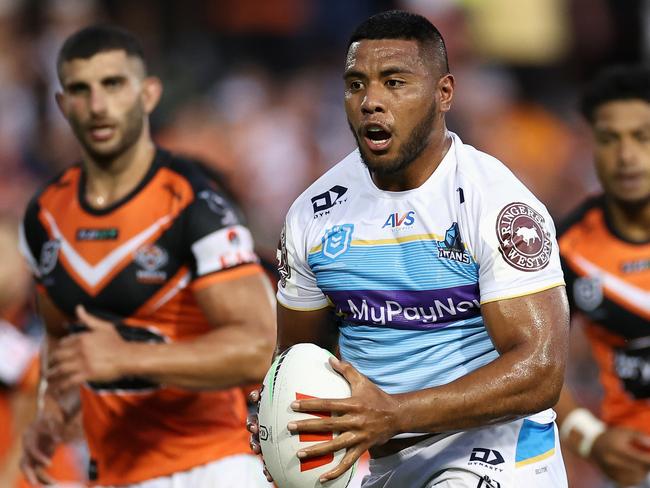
[[496, 202, 552, 272]]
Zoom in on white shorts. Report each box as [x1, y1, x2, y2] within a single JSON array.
[[99, 454, 272, 488], [362, 416, 567, 488]]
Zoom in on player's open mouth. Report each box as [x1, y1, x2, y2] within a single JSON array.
[[363, 124, 392, 152], [89, 125, 116, 142]]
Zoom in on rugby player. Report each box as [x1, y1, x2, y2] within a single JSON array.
[[250, 10, 570, 488], [19, 25, 275, 487], [556, 64, 650, 488]]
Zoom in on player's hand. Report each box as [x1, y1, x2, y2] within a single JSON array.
[[246, 389, 274, 482], [20, 412, 64, 485], [590, 427, 650, 486], [289, 356, 400, 483], [47, 305, 129, 392]]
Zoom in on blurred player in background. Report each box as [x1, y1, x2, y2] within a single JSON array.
[[18, 25, 275, 487], [0, 215, 83, 488], [556, 65, 650, 488], [250, 10, 570, 487]]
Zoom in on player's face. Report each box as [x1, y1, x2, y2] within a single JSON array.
[[592, 99, 650, 206], [344, 39, 452, 175], [56, 50, 157, 164]]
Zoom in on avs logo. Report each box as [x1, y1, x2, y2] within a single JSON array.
[[134, 244, 168, 284], [468, 448, 505, 472], [437, 222, 471, 264], [311, 185, 348, 218], [382, 211, 415, 229], [322, 224, 354, 260]]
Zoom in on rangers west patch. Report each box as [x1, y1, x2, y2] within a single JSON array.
[[496, 202, 552, 272]]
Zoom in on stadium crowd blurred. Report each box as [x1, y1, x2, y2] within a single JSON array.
[[0, 0, 647, 486]]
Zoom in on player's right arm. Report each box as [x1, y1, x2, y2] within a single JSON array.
[[20, 290, 79, 486]]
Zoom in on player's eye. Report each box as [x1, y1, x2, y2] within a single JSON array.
[[103, 77, 125, 89], [386, 79, 405, 88], [595, 132, 617, 145], [349, 80, 364, 91], [634, 131, 650, 143], [66, 83, 89, 95]]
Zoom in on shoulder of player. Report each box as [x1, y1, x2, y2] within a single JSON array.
[[156, 148, 238, 204], [23, 163, 82, 222], [285, 150, 360, 224], [454, 140, 544, 210], [556, 195, 604, 238]]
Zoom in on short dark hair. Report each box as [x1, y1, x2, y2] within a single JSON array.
[[347, 10, 449, 73], [57, 24, 147, 79], [580, 65, 650, 122]]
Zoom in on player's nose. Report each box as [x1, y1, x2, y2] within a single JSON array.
[[360, 82, 386, 114]]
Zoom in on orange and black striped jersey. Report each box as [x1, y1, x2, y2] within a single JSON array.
[[559, 196, 650, 434], [19, 149, 262, 485]]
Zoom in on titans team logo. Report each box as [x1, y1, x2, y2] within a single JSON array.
[[437, 222, 471, 264], [496, 202, 552, 272], [322, 224, 354, 260]]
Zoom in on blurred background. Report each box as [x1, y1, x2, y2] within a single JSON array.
[[0, 0, 647, 486]]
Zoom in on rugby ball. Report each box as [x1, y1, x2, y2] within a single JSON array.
[[258, 343, 358, 488]]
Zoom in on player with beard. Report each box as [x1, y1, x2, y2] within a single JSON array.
[[19, 25, 275, 487], [555, 65, 650, 488], [249, 10, 570, 488]]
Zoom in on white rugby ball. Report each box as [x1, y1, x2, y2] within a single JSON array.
[[258, 343, 358, 488]]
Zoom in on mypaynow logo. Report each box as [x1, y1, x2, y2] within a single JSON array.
[[328, 286, 481, 330]]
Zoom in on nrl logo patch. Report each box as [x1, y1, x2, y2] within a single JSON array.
[[496, 202, 552, 272], [39, 239, 61, 276], [322, 224, 354, 260]]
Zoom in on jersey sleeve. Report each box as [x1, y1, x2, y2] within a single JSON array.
[[19, 197, 48, 282], [465, 178, 565, 304], [185, 188, 259, 289], [276, 207, 329, 311]]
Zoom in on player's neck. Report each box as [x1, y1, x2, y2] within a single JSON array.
[[82, 132, 156, 210], [606, 196, 650, 243], [371, 129, 452, 192]]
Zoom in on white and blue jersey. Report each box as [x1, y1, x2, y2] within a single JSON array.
[[278, 132, 564, 402], [277, 132, 567, 485]]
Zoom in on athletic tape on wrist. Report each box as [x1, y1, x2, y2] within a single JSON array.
[[559, 408, 606, 458]]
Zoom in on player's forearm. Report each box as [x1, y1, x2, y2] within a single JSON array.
[[392, 342, 565, 434], [123, 326, 275, 389]]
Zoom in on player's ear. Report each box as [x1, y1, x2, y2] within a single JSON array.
[[438, 73, 454, 113], [55, 91, 68, 118], [142, 76, 163, 114]]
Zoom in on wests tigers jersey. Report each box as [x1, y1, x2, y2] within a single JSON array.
[[19, 148, 261, 485], [559, 196, 650, 433]]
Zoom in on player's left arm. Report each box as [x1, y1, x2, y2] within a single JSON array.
[[293, 285, 569, 482], [48, 267, 276, 391]]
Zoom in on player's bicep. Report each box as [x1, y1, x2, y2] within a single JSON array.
[[481, 286, 569, 358], [277, 303, 338, 354], [194, 266, 275, 336]]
